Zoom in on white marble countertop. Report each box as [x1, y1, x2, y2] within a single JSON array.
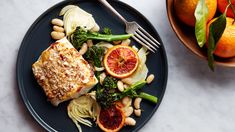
[[1, 0, 235, 131]]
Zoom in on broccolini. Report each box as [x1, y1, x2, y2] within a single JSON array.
[[71, 27, 133, 49]]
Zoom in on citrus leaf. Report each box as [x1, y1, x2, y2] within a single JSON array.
[[207, 14, 226, 71], [194, 0, 208, 47], [207, 4, 230, 71]]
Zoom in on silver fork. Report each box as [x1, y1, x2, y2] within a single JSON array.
[[98, 0, 161, 53]]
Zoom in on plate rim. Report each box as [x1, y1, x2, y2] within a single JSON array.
[[16, 0, 168, 131]]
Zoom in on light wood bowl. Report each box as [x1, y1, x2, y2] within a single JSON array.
[[166, 0, 235, 67]]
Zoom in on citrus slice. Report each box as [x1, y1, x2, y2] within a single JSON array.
[[104, 45, 139, 79], [97, 105, 125, 132]]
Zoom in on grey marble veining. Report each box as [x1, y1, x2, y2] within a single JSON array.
[[1, 0, 235, 131]]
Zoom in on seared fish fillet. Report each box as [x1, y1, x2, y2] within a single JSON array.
[[32, 38, 98, 106]]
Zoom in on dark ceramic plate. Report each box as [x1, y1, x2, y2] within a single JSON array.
[[16, 0, 168, 131]]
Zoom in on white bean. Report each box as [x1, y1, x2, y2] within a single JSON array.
[[51, 18, 64, 26], [51, 31, 65, 40], [53, 25, 64, 32], [125, 117, 136, 126], [79, 43, 88, 55], [123, 84, 129, 89], [134, 109, 141, 117], [124, 106, 134, 117], [117, 81, 124, 92], [122, 96, 132, 106], [94, 66, 104, 72], [91, 24, 100, 32], [134, 98, 142, 109], [121, 39, 131, 46], [99, 72, 106, 85], [132, 45, 139, 52], [113, 40, 122, 45], [146, 74, 155, 84]]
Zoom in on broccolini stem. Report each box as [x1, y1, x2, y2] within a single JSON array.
[[123, 80, 147, 93], [88, 32, 133, 42], [138, 92, 158, 104], [118, 80, 147, 99]]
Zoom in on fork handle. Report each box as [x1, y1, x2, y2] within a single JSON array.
[[98, 0, 127, 24]]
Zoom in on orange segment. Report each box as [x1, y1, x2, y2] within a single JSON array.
[[104, 45, 139, 79], [97, 105, 125, 132]]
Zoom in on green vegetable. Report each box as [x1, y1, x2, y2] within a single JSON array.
[[96, 80, 158, 108], [118, 80, 147, 99], [96, 83, 118, 108], [103, 76, 118, 89], [84, 45, 105, 67], [71, 27, 133, 49], [95, 71, 102, 79], [207, 5, 228, 71], [96, 76, 119, 108], [194, 0, 208, 47], [102, 27, 112, 35], [138, 92, 158, 103]]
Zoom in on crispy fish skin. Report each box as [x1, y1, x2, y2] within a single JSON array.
[[32, 38, 98, 106]]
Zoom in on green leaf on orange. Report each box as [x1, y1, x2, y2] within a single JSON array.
[[194, 0, 208, 47], [207, 5, 229, 71]]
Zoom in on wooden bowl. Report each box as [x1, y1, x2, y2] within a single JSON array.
[[166, 0, 235, 67]]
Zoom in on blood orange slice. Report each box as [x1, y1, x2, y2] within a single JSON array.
[[104, 45, 139, 79], [97, 105, 125, 132]]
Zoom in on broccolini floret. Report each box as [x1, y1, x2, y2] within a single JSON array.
[[71, 27, 133, 49], [96, 80, 158, 108], [84, 45, 105, 67]]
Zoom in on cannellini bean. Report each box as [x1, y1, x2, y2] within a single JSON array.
[[123, 84, 129, 89], [53, 25, 64, 32], [125, 117, 136, 126], [113, 40, 122, 45], [94, 66, 105, 72], [122, 96, 132, 106], [134, 97, 142, 109], [51, 31, 65, 40], [146, 74, 155, 84], [134, 109, 141, 117], [121, 39, 131, 46], [117, 81, 124, 92], [132, 45, 139, 52], [51, 18, 64, 26], [91, 24, 100, 32], [87, 40, 93, 47], [79, 43, 88, 55], [124, 106, 134, 117], [99, 72, 106, 85]]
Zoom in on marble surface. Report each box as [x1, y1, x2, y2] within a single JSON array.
[[1, 0, 235, 131]]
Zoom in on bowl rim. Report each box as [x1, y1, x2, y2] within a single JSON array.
[[166, 0, 235, 68]]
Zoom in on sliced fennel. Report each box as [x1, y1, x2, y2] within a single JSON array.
[[59, 5, 77, 16], [96, 42, 114, 49], [67, 94, 100, 132], [122, 47, 149, 85], [60, 5, 100, 36]]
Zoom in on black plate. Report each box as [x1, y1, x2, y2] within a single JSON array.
[[16, 0, 168, 131]]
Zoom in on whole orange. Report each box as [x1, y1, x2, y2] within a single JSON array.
[[218, 0, 235, 17], [174, 0, 217, 26], [207, 17, 235, 58]]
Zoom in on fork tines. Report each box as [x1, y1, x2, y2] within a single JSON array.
[[132, 25, 161, 53]]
